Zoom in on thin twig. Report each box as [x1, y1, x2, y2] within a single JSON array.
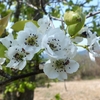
[[25, 2, 38, 10], [51, 16, 64, 22], [64, 80, 68, 91], [40, 0, 48, 14], [86, 11, 100, 18], [19, 0, 38, 10]]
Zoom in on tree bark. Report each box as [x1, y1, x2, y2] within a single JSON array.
[[3, 89, 34, 100]]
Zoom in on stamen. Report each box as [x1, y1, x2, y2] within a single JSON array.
[[10, 41, 12, 43]]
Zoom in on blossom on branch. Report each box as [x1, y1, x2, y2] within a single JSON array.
[[16, 22, 43, 55], [0, 16, 80, 81], [42, 28, 77, 59], [5, 46, 33, 70], [43, 57, 79, 81]]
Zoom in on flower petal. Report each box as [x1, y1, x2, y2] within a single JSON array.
[[5, 46, 18, 59], [65, 60, 79, 74], [0, 58, 6, 64], [7, 60, 19, 68], [57, 71, 67, 81], [43, 60, 58, 79], [17, 60, 26, 70], [89, 52, 96, 62], [24, 22, 37, 32], [0, 65, 2, 70], [0, 33, 17, 48]]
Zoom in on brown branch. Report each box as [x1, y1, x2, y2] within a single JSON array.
[[86, 11, 100, 18], [0, 70, 11, 78], [40, 0, 48, 15], [51, 16, 64, 22], [0, 70, 43, 86], [14, 0, 21, 22], [19, 1, 38, 10]]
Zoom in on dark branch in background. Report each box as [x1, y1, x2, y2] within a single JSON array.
[[0, 70, 11, 78], [0, 70, 43, 86], [19, 1, 38, 10], [40, 0, 64, 22], [86, 11, 100, 18], [78, 1, 87, 6], [40, 0, 48, 15], [26, 0, 43, 21], [25, 2, 38, 10], [14, 0, 21, 22], [40, 0, 52, 22], [51, 16, 64, 21], [82, 5, 97, 8]]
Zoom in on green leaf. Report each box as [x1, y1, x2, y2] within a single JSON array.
[[0, 25, 5, 36], [12, 20, 38, 31], [18, 84, 25, 93], [55, 93, 61, 100], [95, 28, 100, 36], [0, 11, 11, 36], [0, 43, 7, 58], [50, 7, 60, 18], [0, 3, 5, 12]]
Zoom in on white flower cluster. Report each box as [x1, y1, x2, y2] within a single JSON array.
[[0, 16, 99, 81], [73, 27, 100, 66], [42, 27, 79, 80], [0, 21, 43, 70]]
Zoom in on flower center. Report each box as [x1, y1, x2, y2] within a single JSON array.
[[48, 43, 57, 50], [12, 48, 29, 62], [47, 38, 61, 51], [25, 34, 39, 46], [13, 53, 23, 61], [55, 60, 64, 68], [52, 59, 70, 72]]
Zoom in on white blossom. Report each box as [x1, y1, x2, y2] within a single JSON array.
[[5, 45, 33, 70], [85, 29, 97, 45], [79, 27, 97, 45], [89, 37, 100, 57], [42, 28, 77, 59], [0, 58, 6, 70], [43, 57, 79, 81], [16, 22, 43, 54]]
